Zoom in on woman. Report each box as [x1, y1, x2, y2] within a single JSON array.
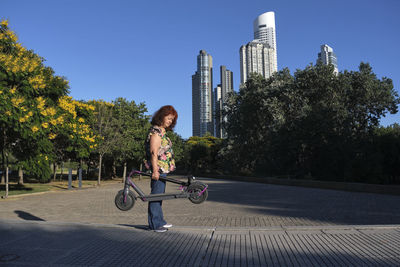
[[145, 105, 177, 232]]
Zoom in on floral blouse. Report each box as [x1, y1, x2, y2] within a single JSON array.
[[144, 125, 176, 173]]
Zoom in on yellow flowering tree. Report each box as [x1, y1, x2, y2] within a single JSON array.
[[51, 97, 98, 172], [0, 19, 68, 182], [0, 20, 98, 182]]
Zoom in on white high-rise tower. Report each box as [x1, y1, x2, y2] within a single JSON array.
[[240, 11, 278, 85], [317, 44, 338, 74], [254, 12, 276, 48], [253, 11, 277, 71]]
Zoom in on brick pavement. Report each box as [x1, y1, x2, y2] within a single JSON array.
[[1, 177, 400, 266], [1, 220, 400, 266], [1, 177, 400, 227]]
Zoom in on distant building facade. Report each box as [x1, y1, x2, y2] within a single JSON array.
[[213, 66, 233, 138], [240, 11, 278, 85], [192, 50, 213, 137], [240, 41, 276, 84], [220, 65, 234, 101], [317, 44, 338, 74]]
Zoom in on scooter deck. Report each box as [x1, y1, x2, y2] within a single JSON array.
[[139, 192, 189, 202]]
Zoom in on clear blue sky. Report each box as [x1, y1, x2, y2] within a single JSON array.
[[2, 0, 399, 138]]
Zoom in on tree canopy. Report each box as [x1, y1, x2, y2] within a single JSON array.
[[0, 20, 97, 181], [223, 63, 399, 182]]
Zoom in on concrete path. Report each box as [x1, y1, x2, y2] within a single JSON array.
[[1, 177, 400, 266]]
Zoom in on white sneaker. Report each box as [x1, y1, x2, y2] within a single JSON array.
[[163, 223, 173, 228], [154, 227, 168, 233]]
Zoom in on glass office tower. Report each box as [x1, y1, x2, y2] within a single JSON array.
[[192, 50, 213, 137]]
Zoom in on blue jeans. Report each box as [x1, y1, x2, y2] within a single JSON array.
[[148, 175, 167, 230]]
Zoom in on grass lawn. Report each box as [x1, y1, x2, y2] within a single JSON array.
[[0, 179, 122, 197]]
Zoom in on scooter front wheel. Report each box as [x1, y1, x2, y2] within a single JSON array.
[[187, 183, 208, 204], [115, 190, 136, 211]]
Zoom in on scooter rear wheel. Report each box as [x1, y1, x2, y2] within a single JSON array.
[[115, 190, 136, 211], [188, 183, 208, 204]]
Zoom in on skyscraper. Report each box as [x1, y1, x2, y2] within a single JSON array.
[[192, 50, 213, 137], [317, 44, 338, 74], [214, 66, 233, 138], [240, 41, 276, 84], [253, 11, 277, 70], [220, 65, 234, 101], [240, 11, 278, 85]]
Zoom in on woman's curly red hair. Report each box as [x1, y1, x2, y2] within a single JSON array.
[[151, 105, 178, 131]]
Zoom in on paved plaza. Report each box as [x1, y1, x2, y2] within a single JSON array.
[[1, 177, 400, 266]]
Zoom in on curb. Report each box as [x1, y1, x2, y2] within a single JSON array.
[[1, 219, 399, 232], [0, 180, 122, 200]]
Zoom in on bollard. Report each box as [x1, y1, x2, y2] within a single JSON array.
[[68, 168, 72, 190], [78, 168, 82, 188]]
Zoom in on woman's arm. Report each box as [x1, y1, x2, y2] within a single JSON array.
[[149, 133, 161, 180]]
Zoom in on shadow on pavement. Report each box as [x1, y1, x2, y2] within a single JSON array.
[[14, 211, 46, 221], [202, 178, 400, 225], [1, 220, 399, 266], [117, 224, 149, 230]]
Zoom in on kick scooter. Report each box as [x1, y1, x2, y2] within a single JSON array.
[[115, 169, 208, 211]]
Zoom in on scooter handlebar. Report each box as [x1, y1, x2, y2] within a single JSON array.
[[128, 169, 151, 178], [128, 169, 195, 185]]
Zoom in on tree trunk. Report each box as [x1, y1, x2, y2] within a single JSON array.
[[98, 154, 103, 186], [60, 162, 64, 181], [5, 166, 9, 198], [112, 160, 117, 178], [4, 152, 8, 198], [18, 167, 23, 185], [123, 162, 127, 184], [80, 159, 84, 180], [53, 163, 57, 181], [1, 147, 4, 185], [139, 163, 142, 180]]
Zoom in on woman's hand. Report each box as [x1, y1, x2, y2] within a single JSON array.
[[152, 170, 160, 180]]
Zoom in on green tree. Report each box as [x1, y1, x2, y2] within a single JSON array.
[[166, 131, 185, 171], [184, 133, 223, 174], [292, 63, 399, 180], [224, 63, 399, 182], [224, 70, 298, 174], [88, 100, 118, 185], [111, 98, 149, 179], [372, 124, 400, 184]]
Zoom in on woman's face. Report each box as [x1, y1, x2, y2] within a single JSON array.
[[162, 114, 175, 128]]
